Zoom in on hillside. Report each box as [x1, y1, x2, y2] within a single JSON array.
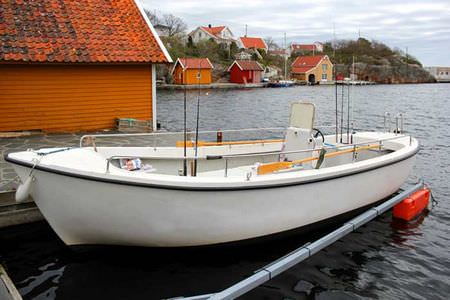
[[153, 13, 434, 85], [320, 38, 435, 83]]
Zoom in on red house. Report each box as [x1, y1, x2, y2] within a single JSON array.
[[228, 60, 264, 84]]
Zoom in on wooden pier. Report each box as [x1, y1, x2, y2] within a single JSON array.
[[0, 192, 42, 229]]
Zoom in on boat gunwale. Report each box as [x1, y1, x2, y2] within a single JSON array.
[[5, 143, 419, 191]]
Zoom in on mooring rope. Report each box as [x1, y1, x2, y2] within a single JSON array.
[[430, 189, 439, 208]]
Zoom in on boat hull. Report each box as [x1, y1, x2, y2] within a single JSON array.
[[11, 155, 415, 247]]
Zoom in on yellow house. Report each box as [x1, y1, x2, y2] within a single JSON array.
[[172, 58, 214, 85], [291, 55, 333, 84]]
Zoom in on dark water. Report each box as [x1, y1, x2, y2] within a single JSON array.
[[1, 84, 449, 299]]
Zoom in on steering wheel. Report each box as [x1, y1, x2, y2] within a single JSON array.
[[312, 128, 325, 143]]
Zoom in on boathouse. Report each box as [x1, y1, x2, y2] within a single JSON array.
[[171, 58, 214, 85], [0, 0, 171, 133], [291, 55, 333, 84], [228, 60, 264, 84]]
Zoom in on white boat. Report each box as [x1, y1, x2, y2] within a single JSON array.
[[5, 103, 418, 247], [268, 80, 295, 88]]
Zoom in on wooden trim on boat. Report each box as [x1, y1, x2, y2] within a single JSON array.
[[4, 147, 418, 191], [257, 144, 380, 175]]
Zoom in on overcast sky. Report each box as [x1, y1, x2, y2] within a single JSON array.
[[142, 0, 450, 66]]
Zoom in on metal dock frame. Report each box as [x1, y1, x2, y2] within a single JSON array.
[[175, 182, 424, 300]]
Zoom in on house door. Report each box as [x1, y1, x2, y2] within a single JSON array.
[[308, 74, 316, 84]]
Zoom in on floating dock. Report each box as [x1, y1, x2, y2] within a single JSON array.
[[336, 80, 376, 85]]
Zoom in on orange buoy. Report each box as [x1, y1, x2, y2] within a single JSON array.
[[393, 188, 430, 221]]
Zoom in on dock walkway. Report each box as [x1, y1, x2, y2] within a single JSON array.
[[0, 191, 42, 228]]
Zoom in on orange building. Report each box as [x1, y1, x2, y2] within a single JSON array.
[[291, 55, 333, 84], [172, 58, 214, 85], [0, 0, 171, 133]]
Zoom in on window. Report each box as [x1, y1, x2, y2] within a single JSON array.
[[322, 64, 327, 72], [322, 74, 327, 80], [196, 72, 201, 79], [199, 32, 202, 38]]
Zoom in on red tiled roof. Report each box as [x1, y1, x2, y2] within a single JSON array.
[[201, 26, 226, 38], [0, 0, 169, 63], [177, 58, 213, 70], [291, 55, 327, 74], [231, 60, 263, 71], [291, 44, 316, 51], [240, 37, 267, 50]]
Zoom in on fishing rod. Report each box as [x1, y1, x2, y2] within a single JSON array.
[[340, 81, 344, 143], [183, 69, 187, 176], [193, 60, 202, 176], [346, 83, 350, 144], [334, 56, 338, 143]]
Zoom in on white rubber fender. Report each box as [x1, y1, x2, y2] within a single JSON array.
[[15, 176, 33, 203]]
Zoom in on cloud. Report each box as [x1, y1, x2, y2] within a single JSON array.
[[141, 0, 450, 65]]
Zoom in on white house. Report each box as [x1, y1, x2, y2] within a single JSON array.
[[425, 66, 450, 82], [188, 25, 236, 46]]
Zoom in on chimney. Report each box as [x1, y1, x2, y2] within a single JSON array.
[[208, 24, 212, 28]]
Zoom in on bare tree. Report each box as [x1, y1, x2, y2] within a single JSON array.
[[264, 37, 280, 50], [162, 14, 187, 36], [144, 9, 161, 26]]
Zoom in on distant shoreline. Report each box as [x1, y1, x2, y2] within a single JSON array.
[[157, 83, 268, 90]]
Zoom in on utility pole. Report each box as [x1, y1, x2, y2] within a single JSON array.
[[352, 55, 355, 80], [332, 22, 336, 59], [245, 24, 248, 37]]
